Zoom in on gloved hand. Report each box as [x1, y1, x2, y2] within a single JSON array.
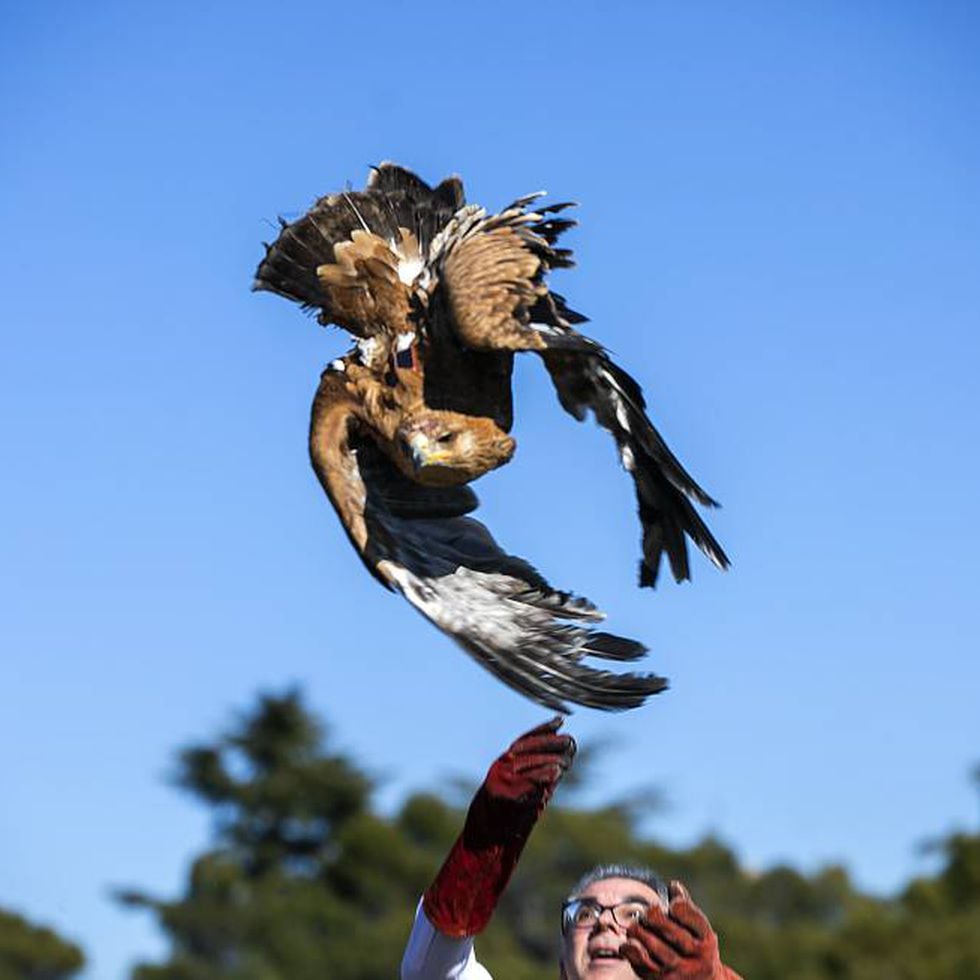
[[621, 882, 742, 980], [423, 716, 576, 937]]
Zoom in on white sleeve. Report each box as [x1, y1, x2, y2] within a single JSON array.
[[400, 900, 493, 980]]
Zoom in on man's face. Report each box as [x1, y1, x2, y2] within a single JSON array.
[[560, 876, 667, 979]]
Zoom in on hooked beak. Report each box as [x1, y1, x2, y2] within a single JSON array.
[[406, 432, 451, 471]]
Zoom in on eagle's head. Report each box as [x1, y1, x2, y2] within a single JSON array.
[[395, 411, 515, 486]]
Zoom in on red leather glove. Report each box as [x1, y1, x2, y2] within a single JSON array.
[[621, 882, 742, 980], [422, 716, 576, 937]]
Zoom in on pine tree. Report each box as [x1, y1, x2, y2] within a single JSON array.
[[0, 907, 84, 980], [120, 692, 980, 979]]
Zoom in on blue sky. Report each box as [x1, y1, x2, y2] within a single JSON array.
[[2, 2, 979, 977]]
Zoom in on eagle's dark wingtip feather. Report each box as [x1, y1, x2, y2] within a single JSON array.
[[559, 667, 669, 713], [468, 632, 666, 713], [515, 670, 668, 714], [491, 625, 666, 712], [586, 631, 648, 662]]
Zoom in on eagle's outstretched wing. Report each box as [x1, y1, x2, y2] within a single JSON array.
[[432, 195, 729, 587], [542, 350, 729, 587], [429, 192, 590, 353], [309, 366, 667, 713]]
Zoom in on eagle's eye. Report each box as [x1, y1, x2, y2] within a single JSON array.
[[437, 432, 457, 445]]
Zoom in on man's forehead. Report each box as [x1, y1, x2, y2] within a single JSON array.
[[575, 875, 664, 907]]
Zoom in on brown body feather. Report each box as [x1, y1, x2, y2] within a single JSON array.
[[313, 350, 514, 490]]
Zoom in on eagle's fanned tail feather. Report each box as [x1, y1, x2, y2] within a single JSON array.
[[253, 163, 466, 325]]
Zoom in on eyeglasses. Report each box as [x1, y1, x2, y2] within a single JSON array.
[[561, 899, 650, 934]]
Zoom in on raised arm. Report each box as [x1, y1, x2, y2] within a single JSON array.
[[401, 718, 575, 979]]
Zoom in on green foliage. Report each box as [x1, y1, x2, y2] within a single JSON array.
[[122, 691, 980, 979], [119, 691, 424, 980], [0, 908, 84, 980]]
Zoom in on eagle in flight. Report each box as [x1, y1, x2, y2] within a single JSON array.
[[253, 163, 728, 712]]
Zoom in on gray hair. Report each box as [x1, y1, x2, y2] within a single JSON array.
[[565, 863, 669, 908]]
